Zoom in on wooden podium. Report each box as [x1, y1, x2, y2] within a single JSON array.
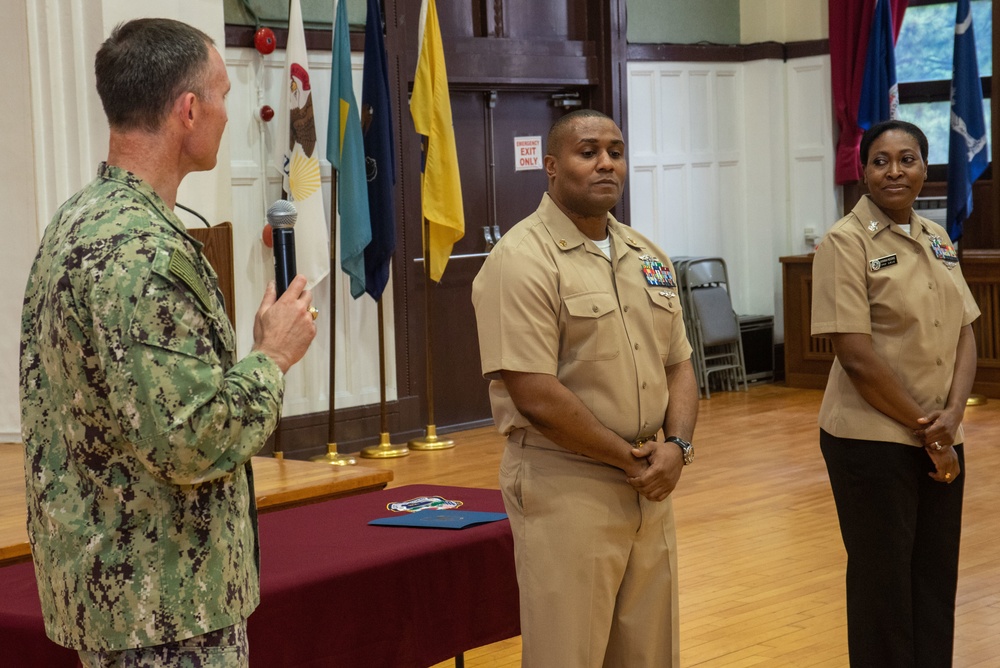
[[187, 221, 236, 328]]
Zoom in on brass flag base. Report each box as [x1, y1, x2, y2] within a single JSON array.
[[272, 451, 284, 460], [360, 432, 410, 459], [408, 424, 455, 451], [309, 443, 357, 466], [967, 394, 987, 406]]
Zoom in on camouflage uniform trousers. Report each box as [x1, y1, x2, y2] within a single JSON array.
[[77, 622, 247, 668]]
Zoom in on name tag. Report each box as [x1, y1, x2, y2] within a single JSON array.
[[869, 254, 897, 271]]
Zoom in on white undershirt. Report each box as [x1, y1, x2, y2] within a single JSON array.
[[593, 234, 612, 259]]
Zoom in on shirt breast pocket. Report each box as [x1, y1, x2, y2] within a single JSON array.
[[562, 292, 620, 361], [645, 288, 682, 359]]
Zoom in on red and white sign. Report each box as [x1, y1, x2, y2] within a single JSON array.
[[514, 136, 543, 171]]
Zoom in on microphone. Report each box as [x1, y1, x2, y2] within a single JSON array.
[[267, 199, 298, 296]]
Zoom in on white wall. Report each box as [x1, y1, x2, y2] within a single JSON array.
[[627, 54, 839, 342], [1, 2, 40, 442], [2, 0, 393, 442]]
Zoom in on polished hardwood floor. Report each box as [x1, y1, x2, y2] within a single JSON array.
[[356, 383, 1000, 667], [4, 384, 998, 665]]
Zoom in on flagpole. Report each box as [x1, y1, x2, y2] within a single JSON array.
[[311, 171, 357, 465], [360, 299, 409, 457], [408, 216, 455, 451]]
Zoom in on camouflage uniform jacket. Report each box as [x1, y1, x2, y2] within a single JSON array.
[[19, 163, 284, 651]]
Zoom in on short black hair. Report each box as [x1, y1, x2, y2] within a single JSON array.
[[546, 109, 615, 157], [95, 18, 214, 132], [860, 120, 929, 164]]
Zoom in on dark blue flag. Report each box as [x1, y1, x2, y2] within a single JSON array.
[[857, 0, 899, 130], [361, 0, 397, 301], [945, 0, 989, 241]]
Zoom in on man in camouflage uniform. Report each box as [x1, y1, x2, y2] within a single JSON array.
[[18, 18, 317, 667]]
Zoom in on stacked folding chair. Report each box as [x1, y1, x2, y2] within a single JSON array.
[[673, 256, 748, 398]]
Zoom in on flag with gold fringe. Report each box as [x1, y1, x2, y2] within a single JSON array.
[[327, 0, 373, 298], [410, 0, 464, 282]]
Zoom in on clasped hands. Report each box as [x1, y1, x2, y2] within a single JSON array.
[[625, 438, 683, 502], [915, 409, 961, 484]]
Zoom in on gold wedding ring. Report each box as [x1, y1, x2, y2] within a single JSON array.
[[944, 472, 952, 481], [308, 306, 319, 321]]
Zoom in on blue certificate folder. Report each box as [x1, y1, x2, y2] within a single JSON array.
[[369, 510, 508, 530]]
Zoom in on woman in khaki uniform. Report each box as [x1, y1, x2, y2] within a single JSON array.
[[812, 120, 979, 667]]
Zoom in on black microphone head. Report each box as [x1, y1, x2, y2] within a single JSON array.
[[266, 199, 298, 229]]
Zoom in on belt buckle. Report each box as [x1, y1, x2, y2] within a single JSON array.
[[633, 435, 653, 447]]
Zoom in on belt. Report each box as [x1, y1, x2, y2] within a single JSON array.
[[510, 428, 656, 449]]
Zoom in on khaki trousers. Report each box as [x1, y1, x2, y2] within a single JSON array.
[[500, 440, 679, 668]]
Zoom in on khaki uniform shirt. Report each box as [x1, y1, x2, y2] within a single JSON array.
[[812, 195, 980, 445], [472, 193, 692, 445], [19, 164, 284, 651]]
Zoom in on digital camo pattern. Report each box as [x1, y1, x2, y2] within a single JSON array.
[[78, 620, 248, 668], [19, 163, 284, 651]]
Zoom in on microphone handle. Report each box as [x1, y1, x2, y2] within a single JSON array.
[[272, 227, 297, 297]]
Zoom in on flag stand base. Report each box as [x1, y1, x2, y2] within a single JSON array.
[[408, 424, 455, 450], [309, 443, 357, 466], [360, 432, 410, 459]]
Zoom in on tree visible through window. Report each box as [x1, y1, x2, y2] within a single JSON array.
[[895, 0, 993, 165]]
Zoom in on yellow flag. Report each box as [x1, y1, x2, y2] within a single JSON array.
[[410, 0, 464, 282]]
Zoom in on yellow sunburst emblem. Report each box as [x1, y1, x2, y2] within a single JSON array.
[[289, 151, 321, 202]]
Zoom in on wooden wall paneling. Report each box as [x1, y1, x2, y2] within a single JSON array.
[[781, 252, 1000, 397], [780, 255, 833, 390]]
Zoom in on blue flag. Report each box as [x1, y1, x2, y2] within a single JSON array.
[[361, 0, 397, 301], [328, 0, 373, 299], [946, 0, 989, 241], [857, 0, 899, 130]]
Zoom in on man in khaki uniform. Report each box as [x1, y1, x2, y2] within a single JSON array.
[[472, 109, 699, 667]]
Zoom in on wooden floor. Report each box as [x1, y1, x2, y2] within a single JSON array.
[[355, 383, 1000, 667]]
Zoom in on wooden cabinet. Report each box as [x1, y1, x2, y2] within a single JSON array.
[[780, 252, 1000, 398]]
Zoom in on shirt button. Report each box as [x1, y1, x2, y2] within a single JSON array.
[[934, 320, 940, 327], [623, 305, 630, 313], [936, 396, 943, 404], [592, 305, 599, 313], [936, 358, 943, 366], [928, 282, 934, 289], [641, 381, 647, 389]]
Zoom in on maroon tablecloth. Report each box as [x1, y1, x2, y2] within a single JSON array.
[[0, 484, 519, 668]]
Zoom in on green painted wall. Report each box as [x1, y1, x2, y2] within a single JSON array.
[[224, 0, 366, 29], [627, 0, 740, 44], [225, 0, 741, 45]]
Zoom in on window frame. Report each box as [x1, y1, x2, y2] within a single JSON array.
[[897, 0, 994, 177]]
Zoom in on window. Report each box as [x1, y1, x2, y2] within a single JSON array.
[[894, 0, 993, 167]]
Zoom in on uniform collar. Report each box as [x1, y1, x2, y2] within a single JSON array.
[[538, 192, 642, 262], [96, 162, 203, 251], [853, 194, 929, 242]]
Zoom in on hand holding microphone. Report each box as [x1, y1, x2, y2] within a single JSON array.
[[267, 199, 298, 297], [254, 200, 317, 373]]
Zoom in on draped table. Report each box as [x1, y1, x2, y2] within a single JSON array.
[[0, 484, 519, 667]]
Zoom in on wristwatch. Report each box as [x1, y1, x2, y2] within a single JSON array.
[[666, 436, 694, 465]]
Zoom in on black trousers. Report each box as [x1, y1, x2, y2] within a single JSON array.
[[820, 430, 964, 668]]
